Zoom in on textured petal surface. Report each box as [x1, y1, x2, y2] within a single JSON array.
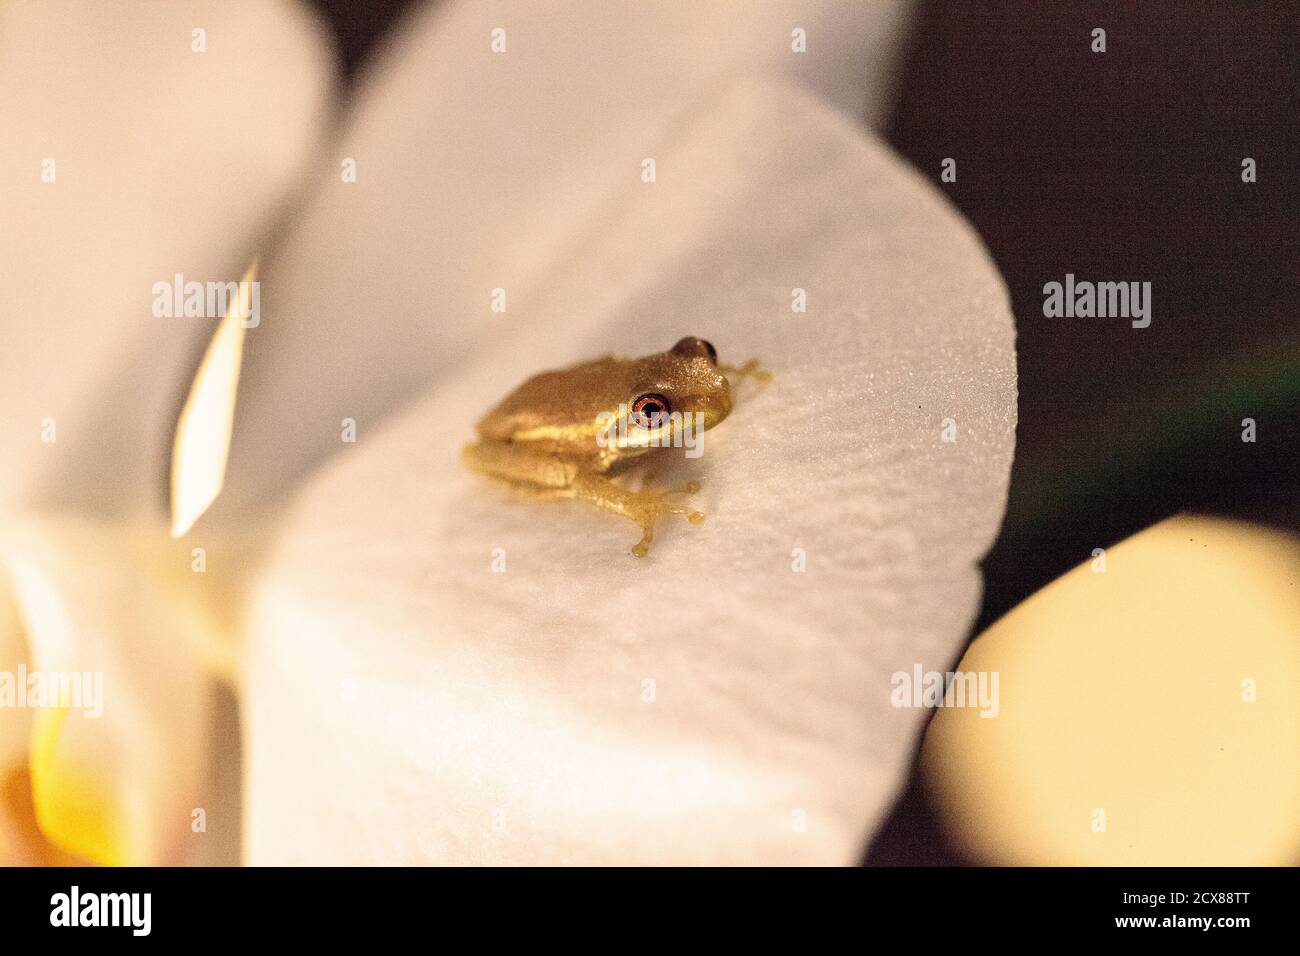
[[242, 78, 1017, 864], [0, 0, 332, 515]]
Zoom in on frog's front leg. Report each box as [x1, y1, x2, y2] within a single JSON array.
[[572, 472, 705, 557], [718, 357, 772, 384], [463, 441, 704, 556]]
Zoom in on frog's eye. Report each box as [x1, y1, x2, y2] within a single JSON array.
[[630, 393, 671, 428]]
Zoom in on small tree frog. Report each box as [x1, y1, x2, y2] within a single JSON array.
[[463, 336, 767, 556]]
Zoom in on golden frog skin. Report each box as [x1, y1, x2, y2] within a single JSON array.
[[463, 336, 767, 556]]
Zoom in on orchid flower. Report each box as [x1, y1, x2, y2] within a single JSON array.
[[2, 0, 1028, 865], [0, 0, 331, 864]]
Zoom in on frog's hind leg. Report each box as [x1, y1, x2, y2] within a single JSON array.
[[572, 473, 704, 557], [462, 442, 577, 493]]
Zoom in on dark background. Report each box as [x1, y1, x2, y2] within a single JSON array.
[[305, 0, 1300, 865]]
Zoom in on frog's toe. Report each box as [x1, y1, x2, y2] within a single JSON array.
[[663, 479, 701, 496], [646, 481, 704, 520], [661, 498, 704, 522], [625, 487, 706, 555]]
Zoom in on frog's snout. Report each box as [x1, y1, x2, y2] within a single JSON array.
[[690, 383, 733, 431]]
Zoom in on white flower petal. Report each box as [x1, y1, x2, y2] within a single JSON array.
[[170, 262, 258, 538], [0, 584, 31, 773], [218, 0, 914, 513], [242, 79, 1016, 864], [0, 0, 332, 514]]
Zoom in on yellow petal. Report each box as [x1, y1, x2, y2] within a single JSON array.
[[1, 515, 219, 865], [923, 515, 1300, 865], [0, 765, 83, 866], [29, 705, 129, 865], [0, 550, 122, 861], [171, 261, 256, 538]]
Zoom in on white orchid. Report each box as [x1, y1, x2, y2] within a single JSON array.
[[1, 0, 1022, 865], [0, 0, 331, 864]]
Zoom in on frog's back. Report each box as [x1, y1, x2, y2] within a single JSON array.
[[474, 354, 627, 442]]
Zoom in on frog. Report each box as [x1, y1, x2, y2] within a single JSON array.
[[462, 336, 768, 556]]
